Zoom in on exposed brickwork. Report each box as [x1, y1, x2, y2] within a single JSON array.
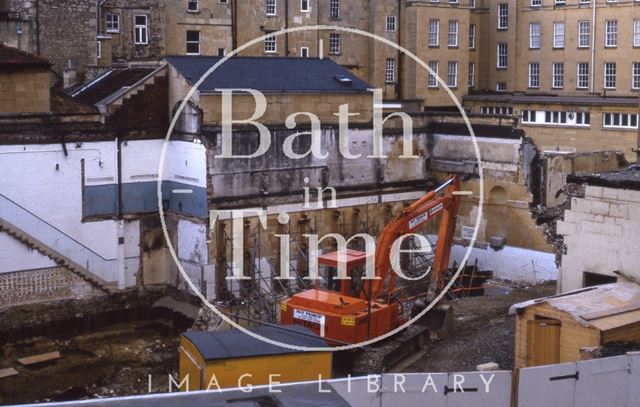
[[0, 266, 97, 308]]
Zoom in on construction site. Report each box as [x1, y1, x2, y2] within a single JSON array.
[[2, 0, 640, 406]]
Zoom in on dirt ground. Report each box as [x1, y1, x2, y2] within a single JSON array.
[[0, 321, 181, 405], [405, 281, 556, 373], [0, 281, 555, 404]]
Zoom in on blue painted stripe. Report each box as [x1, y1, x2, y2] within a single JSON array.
[[83, 181, 207, 218]]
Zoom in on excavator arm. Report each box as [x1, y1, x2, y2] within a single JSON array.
[[364, 175, 461, 302]]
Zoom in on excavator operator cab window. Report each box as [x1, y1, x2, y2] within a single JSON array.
[[317, 265, 365, 297]]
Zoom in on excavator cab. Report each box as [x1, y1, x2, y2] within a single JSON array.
[[315, 249, 370, 298]]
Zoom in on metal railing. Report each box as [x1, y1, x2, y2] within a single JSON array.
[[0, 193, 118, 283]]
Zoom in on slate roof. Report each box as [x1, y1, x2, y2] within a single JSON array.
[[0, 44, 51, 70], [182, 325, 328, 361], [70, 67, 156, 106], [165, 56, 371, 94]]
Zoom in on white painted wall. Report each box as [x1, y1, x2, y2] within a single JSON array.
[[449, 243, 558, 284], [0, 143, 120, 274], [121, 139, 207, 188], [0, 232, 56, 272], [0, 139, 206, 289], [558, 185, 640, 292]]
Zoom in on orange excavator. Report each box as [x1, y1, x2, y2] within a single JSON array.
[[280, 175, 461, 373]]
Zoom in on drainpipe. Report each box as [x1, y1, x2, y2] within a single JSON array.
[[231, 0, 237, 49], [590, 0, 596, 93], [284, 0, 290, 56], [396, 0, 402, 99], [35, 0, 40, 55]]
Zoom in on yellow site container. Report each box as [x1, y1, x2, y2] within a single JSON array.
[[179, 325, 331, 391]]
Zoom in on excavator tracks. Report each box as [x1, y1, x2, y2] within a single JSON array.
[[352, 324, 429, 375]]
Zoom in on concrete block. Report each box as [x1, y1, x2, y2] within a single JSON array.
[[572, 198, 590, 213], [477, 362, 500, 371], [556, 220, 579, 235], [581, 220, 622, 237], [617, 189, 640, 203], [628, 204, 640, 221], [609, 203, 629, 219], [563, 210, 582, 223], [585, 185, 603, 199], [587, 199, 611, 215]]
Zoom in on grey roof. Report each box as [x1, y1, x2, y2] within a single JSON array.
[[568, 167, 640, 191], [464, 92, 640, 107], [428, 122, 524, 139], [182, 325, 328, 361], [165, 56, 371, 94]]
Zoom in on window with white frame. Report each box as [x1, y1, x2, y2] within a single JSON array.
[[447, 61, 458, 87], [604, 62, 616, 89], [301, 0, 310, 12], [497, 43, 507, 68], [264, 34, 277, 52], [470, 0, 476, 8], [429, 19, 439, 46], [468, 62, 475, 88], [97, 41, 101, 59], [577, 62, 589, 89], [553, 22, 564, 48], [552, 62, 564, 88], [522, 110, 590, 126], [330, 0, 340, 19], [496, 82, 507, 92], [386, 16, 396, 32], [186, 30, 200, 54], [106, 13, 119, 33], [134, 15, 148, 45], [428, 60, 439, 88], [579, 0, 590, 3], [448, 20, 458, 47], [634, 19, 640, 47], [300, 47, 309, 57], [603, 113, 638, 129], [530, 23, 540, 48], [632, 62, 640, 90], [266, 0, 276, 15], [329, 33, 341, 54], [528, 62, 540, 88], [385, 58, 396, 83], [469, 24, 476, 49], [556, 0, 566, 4], [578, 21, 590, 48], [498, 4, 508, 29], [605, 20, 618, 47], [188, 0, 199, 12], [531, 0, 541, 6]]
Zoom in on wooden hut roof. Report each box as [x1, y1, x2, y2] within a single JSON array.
[[510, 283, 640, 331]]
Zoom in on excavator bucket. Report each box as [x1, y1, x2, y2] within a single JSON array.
[[412, 302, 454, 340]]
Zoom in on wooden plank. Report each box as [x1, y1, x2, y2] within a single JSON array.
[[581, 302, 640, 321], [17, 351, 61, 366], [0, 367, 18, 379]]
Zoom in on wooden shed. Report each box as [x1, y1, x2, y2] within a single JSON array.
[[510, 282, 640, 369], [179, 325, 331, 391]]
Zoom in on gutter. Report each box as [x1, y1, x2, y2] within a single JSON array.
[[590, 0, 596, 93]]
